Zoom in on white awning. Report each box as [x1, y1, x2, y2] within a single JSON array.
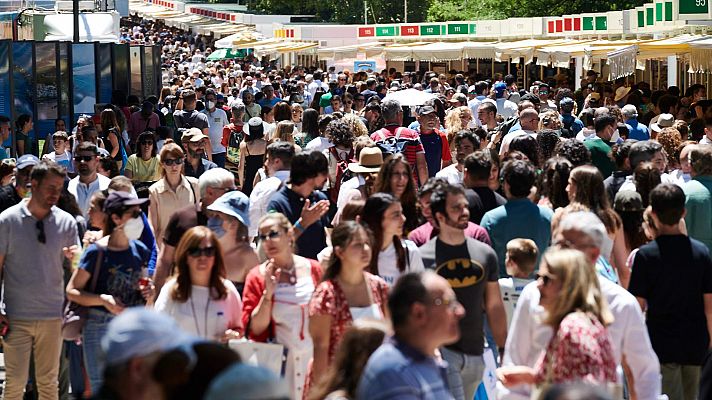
[[317, 42, 385, 60], [607, 45, 639, 80]]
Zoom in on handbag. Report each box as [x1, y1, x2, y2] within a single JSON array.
[[228, 339, 286, 377], [61, 246, 104, 341]]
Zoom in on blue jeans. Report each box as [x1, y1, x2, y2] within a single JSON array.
[[212, 152, 226, 168], [82, 309, 114, 394], [440, 347, 485, 400]]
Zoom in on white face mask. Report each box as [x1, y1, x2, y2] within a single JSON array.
[[122, 216, 144, 240], [207, 101, 216, 110]]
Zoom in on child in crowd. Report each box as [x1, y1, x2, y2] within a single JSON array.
[[42, 131, 74, 174], [498, 238, 538, 328]]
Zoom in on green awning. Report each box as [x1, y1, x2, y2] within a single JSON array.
[[207, 48, 247, 60]]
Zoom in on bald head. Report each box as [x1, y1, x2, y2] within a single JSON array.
[[519, 108, 539, 132]]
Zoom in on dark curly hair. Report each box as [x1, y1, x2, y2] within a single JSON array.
[[325, 119, 354, 148], [539, 156, 572, 209], [509, 135, 539, 167], [554, 138, 591, 167], [537, 130, 560, 167]]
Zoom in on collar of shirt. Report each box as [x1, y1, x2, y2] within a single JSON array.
[[273, 170, 290, 182], [390, 336, 430, 362], [154, 175, 192, 194]]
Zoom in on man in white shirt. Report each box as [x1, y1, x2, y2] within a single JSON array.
[[67, 142, 111, 217], [468, 81, 490, 128], [499, 108, 538, 156], [307, 71, 328, 98], [248, 142, 294, 239], [618, 140, 679, 191], [502, 211, 661, 400], [493, 83, 518, 120], [202, 89, 230, 168], [699, 117, 712, 145]]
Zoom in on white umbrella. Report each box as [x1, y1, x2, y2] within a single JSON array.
[[382, 89, 436, 107]]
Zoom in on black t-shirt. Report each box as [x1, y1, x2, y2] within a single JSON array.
[[465, 187, 507, 225], [267, 186, 329, 260], [629, 234, 712, 365], [0, 185, 21, 214], [433, 238, 498, 355], [163, 204, 208, 247]]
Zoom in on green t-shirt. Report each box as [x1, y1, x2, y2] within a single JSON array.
[[584, 137, 615, 178], [125, 154, 161, 182], [16, 131, 33, 155]]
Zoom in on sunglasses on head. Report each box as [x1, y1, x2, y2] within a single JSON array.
[[163, 158, 184, 166], [74, 155, 95, 163], [187, 246, 216, 257]]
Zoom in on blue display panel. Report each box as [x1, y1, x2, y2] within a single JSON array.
[[72, 43, 97, 116]]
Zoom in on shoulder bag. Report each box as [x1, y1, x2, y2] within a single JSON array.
[[61, 246, 104, 341]]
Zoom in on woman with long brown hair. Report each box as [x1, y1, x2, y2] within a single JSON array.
[[308, 221, 389, 396], [374, 154, 419, 233], [361, 193, 424, 287], [100, 108, 128, 172], [148, 141, 200, 246], [552, 165, 629, 287], [154, 226, 243, 341]]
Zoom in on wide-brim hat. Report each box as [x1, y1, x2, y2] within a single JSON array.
[[614, 86, 631, 102], [348, 146, 383, 174], [207, 191, 250, 227], [651, 113, 675, 132]]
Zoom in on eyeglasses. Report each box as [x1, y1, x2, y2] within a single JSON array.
[[74, 155, 95, 163], [140, 140, 153, 146], [36, 220, 46, 244], [187, 246, 216, 257], [535, 273, 556, 286], [257, 229, 283, 241], [431, 296, 461, 311], [163, 158, 184, 166]]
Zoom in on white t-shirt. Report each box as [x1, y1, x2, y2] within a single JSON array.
[[43, 150, 74, 174], [306, 137, 333, 153], [155, 278, 243, 340], [435, 163, 462, 185], [202, 108, 229, 154], [498, 276, 535, 328], [378, 240, 425, 287]]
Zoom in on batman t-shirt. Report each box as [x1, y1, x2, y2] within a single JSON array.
[[434, 238, 498, 355]]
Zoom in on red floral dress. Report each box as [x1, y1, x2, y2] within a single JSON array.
[[307, 272, 389, 362], [535, 311, 617, 385]]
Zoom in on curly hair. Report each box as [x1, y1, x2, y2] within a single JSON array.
[[341, 113, 368, 137], [554, 138, 591, 167], [538, 110, 562, 131], [325, 119, 355, 148], [537, 130, 561, 167], [656, 127, 682, 166], [634, 161, 662, 207]]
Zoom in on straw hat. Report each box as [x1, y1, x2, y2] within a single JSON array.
[[614, 86, 631, 102], [348, 147, 383, 174]]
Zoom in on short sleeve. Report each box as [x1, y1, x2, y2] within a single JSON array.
[[125, 155, 137, 173], [154, 278, 175, 313], [699, 245, 712, 294], [440, 133, 452, 161], [79, 244, 101, 276], [162, 211, 183, 247], [0, 212, 10, 254], [309, 281, 336, 318], [628, 249, 649, 299], [486, 247, 499, 282], [223, 280, 244, 331], [406, 241, 425, 272]]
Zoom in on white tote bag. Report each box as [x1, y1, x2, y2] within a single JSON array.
[[228, 339, 286, 376]]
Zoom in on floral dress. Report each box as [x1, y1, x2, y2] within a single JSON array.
[[535, 311, 617, 385]]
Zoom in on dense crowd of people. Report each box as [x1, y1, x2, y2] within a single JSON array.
[[1, 14, 712, 400]]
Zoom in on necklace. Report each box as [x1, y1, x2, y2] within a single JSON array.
[[278, 258, 298, 285], [189, 291, 211, 338]]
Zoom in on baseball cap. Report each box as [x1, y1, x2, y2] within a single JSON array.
[[16, 154, 40, 170], [181, 127, 209, 143], [207, 191, 250, 227], [416, 105, 436, 116], [449, 93, 467, 104], [494, 82, 507, 98], [103, 191, 149, 213], [102, 308, 198, 367]]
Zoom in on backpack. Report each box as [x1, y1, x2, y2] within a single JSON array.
[[223, 124, 244, 165], [328, 146, 355, 203], [373, 127, 420, 158], [560, 115, 575, 139]]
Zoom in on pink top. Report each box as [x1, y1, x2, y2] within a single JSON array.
[[535, 311, 617, 385], [408, 221, 491, 247]]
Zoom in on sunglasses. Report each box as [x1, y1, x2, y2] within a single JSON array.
[[140, 140, 154, 146], [1, 158, 16, 166], [36, 220, 46, 244], [74, 155, 95, 163], [535, 273, 556, 286], [163, 158, 184, 166], [257, 229, 282, 242], [187, 246, 216, 258]]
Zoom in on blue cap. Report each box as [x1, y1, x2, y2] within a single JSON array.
[[207, 190, 250, 227], [16, 154, 40, 170], [494, 82, 507, 99], [204, 363, 289, 400]]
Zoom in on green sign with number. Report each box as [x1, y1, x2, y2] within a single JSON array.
[[679, 0, 708, 14], [595, 16, 607, 30], [447, 23, 469, 34], [583, 16, 594, 30], [469, 24, 477, 34], [421, 25, 441, 36], [376, 26, 396, 36]]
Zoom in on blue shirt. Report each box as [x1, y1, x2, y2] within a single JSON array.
[[357, 338, 453, 400], [626, 119, 650, 141], [258, 96, 280, 108], [480, 198, 553, 277], [267, 185, 329, 259]]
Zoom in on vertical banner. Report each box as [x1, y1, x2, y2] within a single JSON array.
[[0, 41, 10, 119], [58, 43, 71, 125], [97, 43, 113, 104], [72, 43, 97, 116], [12, 41, 35, 148], [130, 46, 142, 97], [112, 44, 130, 95], [142, 46, 154, 99], [35, 42, 58, 121]]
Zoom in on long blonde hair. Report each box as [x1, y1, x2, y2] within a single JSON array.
[[444, 106, 472, 143], [541, 248, 614, 328]]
